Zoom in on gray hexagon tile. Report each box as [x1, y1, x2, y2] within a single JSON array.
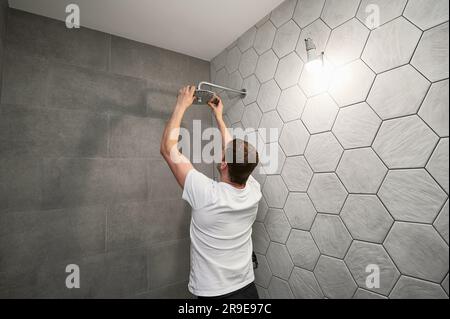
[[333, 102, 381, 149], [255, 50, 279, 83], [261, 142, 286, 175], [274, 52, 304, 90], [362, 17, 422, 73], [268, 277, 294, 299], [419, 80, 449, 138], [254, 21, 277, 55], [412, 22, 449, 82], [308, 173, 348, 214], [384, 222, 449, 283], [215, 68, 229, 88], [426, 138, 449, 194], [379, 169, 447, 223], [434, 200, 449, 245], [356, 0, 408, 30], [256, 285, 270, 299], [226, 99, 245, 125], [277, 85, 307, 122], [259, 111, 284, 143], [353, 289, 388, 299], [321, 0, 361, 29], [289, 267, 324, 299], [341, 195, 393, 243], [311, 214, 352, 258], [281, 156, 313, 192], [266, 242, 295, 280], [253, 222, 270, 254], [273, 20, 301, 58], [293, 0, 326, 28], [329, 60, 375, 107], [254, 253, 272, 288], [367, 65, 430, 120], [262, 175, 289, 209], [279, 120, 310, 156], [226, 46, 242, 73], [302, 93, 339, 134], [270, 0, 297, 28], [390, 276, 448, 299], [256, 14, 271, 28], [239, 48, 258, 78], [443, 274, 449, 296], [287, 230, 320, 270], [296, 19, 331, 62], [345, 241, 400, 296], [404, 0, 449, 31], [257, 79, 281, 112], [256, 196, 269, 222], [238, 27, 257, 52], [265, 208, 291, 244], [241, 102, 262, 130], [326, 18, 370, 67], [337, 148, 387, 194], [212, 50, 227, 71], [314, 255, 357, 299], [373, 116, 439, 169], [298, 60, 335, 97], [305, 132, 343, 172], [242, 75, 261, 106], [284, 193, 317, 231]]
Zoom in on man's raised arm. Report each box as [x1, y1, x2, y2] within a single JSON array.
[[208, 97, 232, 151]]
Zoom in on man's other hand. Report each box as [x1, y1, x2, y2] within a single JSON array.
[[208, 95, 224, 120]]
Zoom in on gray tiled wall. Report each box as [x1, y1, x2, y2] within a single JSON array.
[[211, 0, 449, 299], [0, 0, 7, 98], [0, 7, 212, 298]]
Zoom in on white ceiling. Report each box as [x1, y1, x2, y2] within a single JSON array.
[[9, 0, 284, 61]]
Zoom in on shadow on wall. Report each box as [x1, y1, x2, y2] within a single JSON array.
[[0, 7, 211, 298]]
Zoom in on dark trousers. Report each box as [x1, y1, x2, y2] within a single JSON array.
[[197, 282, 259, 299]]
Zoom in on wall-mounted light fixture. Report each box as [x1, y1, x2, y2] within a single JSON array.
[[305, 38, 324, 72]]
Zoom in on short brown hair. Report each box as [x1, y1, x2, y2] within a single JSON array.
[[225, 139, 259, 185]]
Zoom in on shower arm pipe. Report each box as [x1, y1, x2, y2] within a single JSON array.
[[198, 81, 247, 97]]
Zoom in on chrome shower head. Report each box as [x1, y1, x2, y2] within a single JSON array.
[[193, 89, 217, 105]]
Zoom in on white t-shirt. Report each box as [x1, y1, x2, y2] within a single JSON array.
[[182, 169, 262, 297]]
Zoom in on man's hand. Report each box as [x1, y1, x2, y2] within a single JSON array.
[[208, 95, 224, 120], [176, 85, 196, 109]]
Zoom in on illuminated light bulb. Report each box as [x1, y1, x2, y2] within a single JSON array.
[[305, 38, 324, 73]]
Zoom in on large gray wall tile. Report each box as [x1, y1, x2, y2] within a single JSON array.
[[390, 276, 448, 299], [305, 132, 343, 172], [268, 276, 294, 299], [321, 0, 361, 29], [281, 156, 313, 192], [357, 0, 407, 30], [289, 267, 324, 299], [293, 0, 325, 28], [284, 193, 317, 231], [426, 138, 449, 194], [404, 0, 449, 31], [286, 229, 320, 270], [419, 80, 449, 138], [434, 201, 449, 245], [266, 242, 294, 280], [308, 173, 347, 214], [264, 208, 291, 243], [311, 214, 352, 258]]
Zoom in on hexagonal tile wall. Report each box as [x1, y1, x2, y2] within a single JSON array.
[[279, 119, 310, 156], [308, 173, 347, 214], [266, 242, 294, 280], [284, 193, 317, 230], [286, 229, 320, 270], [367, 64, 430, 120], [293, 0, 326, 28], [257, 79, 281, 112], [273, 20, 301, 58], [314, 255, 357, 299], [378, 169, 447, 223], [362, 17, 422, 73], [311, 214, 352, 258], [390, 276, 448, 299], [264, 208, 291, 243], [305, 132, 343, 172], [373, 116, 439, 169], [262, 175, 289, 209], [281, 156, 313, 192], [329, 59, 375, 107], [384, 222, 449, 283], [259, 111, 284, 143], [426, 138, 449, 194], [210, 0, 449, 299], [302, 93, 339, 134], [336, 148, 387, 194], [418, 79, 449, 138], [274, 52, 303, 89], [356, 0, 408, 30], [332, 102, 381, 149], [345, 241, 400, 296], [341, 195, 393, 243], [277, 85, 307, 122], [326, 18, 370, 67]]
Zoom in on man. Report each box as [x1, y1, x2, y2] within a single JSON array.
[[160, 86, 262, 299]]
